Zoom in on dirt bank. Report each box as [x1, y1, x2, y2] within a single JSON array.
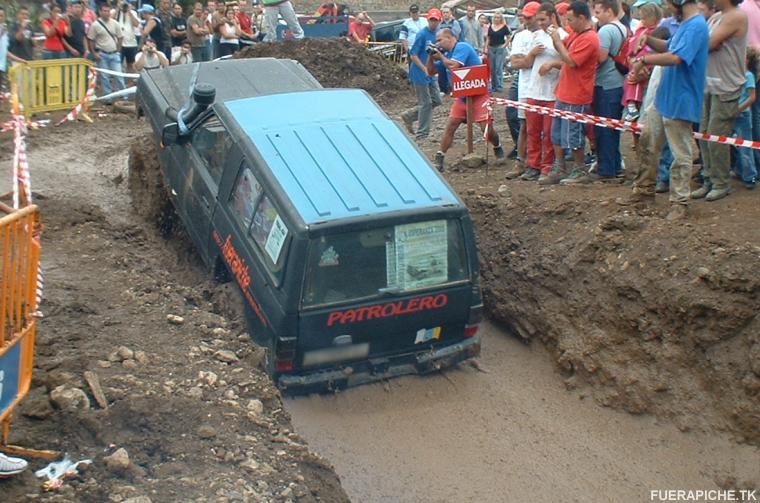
[[235, 39, 412, 107], [447, 169, 760, 445]]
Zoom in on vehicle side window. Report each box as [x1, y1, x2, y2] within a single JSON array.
[[229, 162, 262, 230], [192, 116, 230, 184], [250, 194, 289, 269]]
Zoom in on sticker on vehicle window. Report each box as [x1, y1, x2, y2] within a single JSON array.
[[264, 214, 288, 264], [415, 326, 441, 344], [318, 246, 340, 267], [386, 220, 448, 290]]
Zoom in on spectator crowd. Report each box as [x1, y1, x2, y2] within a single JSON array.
[[398, 0, 759, 220], [0, 0, 374, 97]]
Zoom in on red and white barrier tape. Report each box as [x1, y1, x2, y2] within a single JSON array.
[[10, 98, 44, 312], [1, 119, 49, 133], [56, 67, 98, 126], [488, 97, 760, 151]]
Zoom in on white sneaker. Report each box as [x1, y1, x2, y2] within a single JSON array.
[[0, 453, 28, 477]]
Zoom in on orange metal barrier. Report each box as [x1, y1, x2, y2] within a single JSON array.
[[0, 203, 53, 458]]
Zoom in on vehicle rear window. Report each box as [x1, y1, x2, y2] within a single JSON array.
[[302, 219, 468, 308]]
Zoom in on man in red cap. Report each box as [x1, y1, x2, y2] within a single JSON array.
[[505, 1, 542, 180], [400, 9, 443, 140]]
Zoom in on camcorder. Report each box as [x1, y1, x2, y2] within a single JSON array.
[[426, 42, 443, 55]]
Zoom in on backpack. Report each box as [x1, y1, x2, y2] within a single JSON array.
[[611, 22, 632, 74]]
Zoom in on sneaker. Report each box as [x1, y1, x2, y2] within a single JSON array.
[[559, 165, 588, 185], [0, 453, 28, 478], [745, 178, 757, 190], [494, 145, 505, 160], [538, 163, 566, 185], [665, 204, 687, 221], [690, 184, 711, 199], [519, 167, 541, 181], [434, 151, 445, 173], [623, 103, 640, 122], [705, 187, 731, 201], [655, 181, 669, 193], [584, 152, 596, 167], [507, 148, 518, 160]]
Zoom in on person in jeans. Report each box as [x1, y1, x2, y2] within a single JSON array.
[[400, 9, 442, 140], [485, 12, 510, 92], [731, 49, 758, 188], [691, 0, 748, 201], [562, 0, 625, 183], [622, 0, 709, 221], [262, 0, 304, 42], [539, 2, 599, 183], [87, 3, 124, 100], [459, 4, 484, 51]]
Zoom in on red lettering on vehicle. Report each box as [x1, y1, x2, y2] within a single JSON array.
[[418, 297, 434, 310], [213, 230, 268, 328], [326, 294, 449, 327]]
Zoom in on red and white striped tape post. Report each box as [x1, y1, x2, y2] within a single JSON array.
[[56, 66, 98, 126], [10, 94, 44, 313], [487, 97, 760, 151]]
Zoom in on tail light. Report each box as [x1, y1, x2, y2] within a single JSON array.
[[464, 304, 483, 338], [274, 338, 296, 373]]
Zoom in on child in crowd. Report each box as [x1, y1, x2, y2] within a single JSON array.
[[623, 2, 663, 122], [732, 47, 758, 189]]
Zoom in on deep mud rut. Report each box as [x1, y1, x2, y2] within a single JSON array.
[[0, 72, 759, 502]]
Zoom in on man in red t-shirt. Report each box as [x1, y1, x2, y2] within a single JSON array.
[[538, 1, 599, 184], [349, 11, 375, 43]]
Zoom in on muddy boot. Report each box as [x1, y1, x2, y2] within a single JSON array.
[[435, 151, 445, 173], [519, 167, 541, 181], [504, 161, 525, 180], [615, 191, 655, 207], [705, 187, 731, 202], [559, 164, 588, 185], [690, 183, 711, 199], [665, 204, 687, 221]]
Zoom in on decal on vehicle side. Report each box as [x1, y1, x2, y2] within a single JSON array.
[[212, 230, 268, 328], [326, 294, 448, 327]]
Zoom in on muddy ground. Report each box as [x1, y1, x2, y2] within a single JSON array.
[[1, 40, 759, 500]]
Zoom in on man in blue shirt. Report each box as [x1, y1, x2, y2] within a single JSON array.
[[621, 0, 709, 221], [400, 9, 442, 140], [427, 28, 505, 172]]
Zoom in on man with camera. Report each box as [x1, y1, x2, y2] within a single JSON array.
[[426, 28, 505, 172], [400, 8, 442, 141], [134, 36, 170, 70]]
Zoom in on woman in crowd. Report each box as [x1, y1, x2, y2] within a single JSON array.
[[485, 12, 510, 92], [41, 5, 69, 59], [218, 5, 241, 57]]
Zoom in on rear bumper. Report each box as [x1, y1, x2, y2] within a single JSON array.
[[277, 336, 481, 396]]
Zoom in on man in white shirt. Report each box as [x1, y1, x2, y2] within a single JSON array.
[[506, 2, 541, 180], [399, 4, 426, 53], [528, 3, 568, 184]]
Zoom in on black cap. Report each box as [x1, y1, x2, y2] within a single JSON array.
[[409, 4, 419, 11]]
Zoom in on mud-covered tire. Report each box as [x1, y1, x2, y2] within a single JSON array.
[[128, 134, 176, 236]]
